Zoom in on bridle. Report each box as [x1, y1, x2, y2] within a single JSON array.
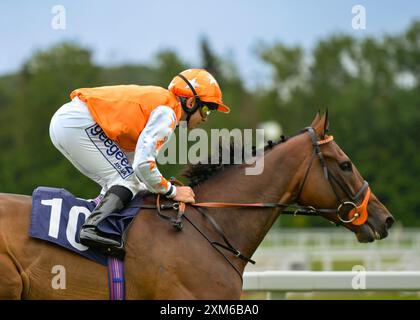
[[295, 127, 371, 225], [141, 126, 372, 280]]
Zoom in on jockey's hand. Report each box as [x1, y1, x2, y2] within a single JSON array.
[[173, 186, 195, 203]]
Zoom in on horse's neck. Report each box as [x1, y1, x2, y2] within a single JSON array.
[[193, 134, 309, 270]]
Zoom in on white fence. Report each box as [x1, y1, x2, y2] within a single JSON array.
[[245, 227, 420, 271], [243, 271, 420, 299], [262, 227, 420, 251]]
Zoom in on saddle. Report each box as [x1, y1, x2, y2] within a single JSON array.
[[30, 187, 146, 264]]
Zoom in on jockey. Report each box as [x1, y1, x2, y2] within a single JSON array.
[[49, 69, 230, 251]]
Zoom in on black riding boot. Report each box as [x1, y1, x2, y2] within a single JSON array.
[[79, 185, 132, 254]]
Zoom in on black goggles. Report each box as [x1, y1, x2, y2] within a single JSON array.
[[199, 102, 218, 118]]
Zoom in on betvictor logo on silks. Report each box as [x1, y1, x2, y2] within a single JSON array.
[[86, 124, 134, 179]]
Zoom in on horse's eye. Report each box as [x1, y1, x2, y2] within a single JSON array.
[[340, 161, 353, 172]]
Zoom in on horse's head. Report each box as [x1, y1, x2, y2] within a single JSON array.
[[296, 111, 395, 243]]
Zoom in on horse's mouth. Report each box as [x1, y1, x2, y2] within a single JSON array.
[[355, 221, 387, 243]]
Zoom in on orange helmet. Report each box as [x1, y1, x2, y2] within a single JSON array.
[[168, 69, 230, 113]]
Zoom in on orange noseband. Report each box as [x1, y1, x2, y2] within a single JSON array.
[[348, 186, 370, 225]]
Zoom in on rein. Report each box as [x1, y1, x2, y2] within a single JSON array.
[[141, 127, 372, 280]]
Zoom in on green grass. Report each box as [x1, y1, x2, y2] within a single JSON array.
[[241, 291, 420, 300], [286, 291, 420, 300], [311, 260, 364, 271]]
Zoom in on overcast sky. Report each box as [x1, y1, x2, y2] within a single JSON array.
[[1, 1, 419, 87]]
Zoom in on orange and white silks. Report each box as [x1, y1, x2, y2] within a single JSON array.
[[70, 85, 182, 151]]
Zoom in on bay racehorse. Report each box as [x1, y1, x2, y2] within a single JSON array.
[[0, 112, 394, 299]]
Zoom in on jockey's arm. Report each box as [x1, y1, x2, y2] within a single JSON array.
[[133, 106, 177, 198]]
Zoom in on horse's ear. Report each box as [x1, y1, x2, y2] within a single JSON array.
[[310, 110, 321, 127], [324, 109, 329, 134], [313, 110, 329, 138]]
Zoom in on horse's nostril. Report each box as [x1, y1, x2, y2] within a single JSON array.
[[385, 217, 395, 230]]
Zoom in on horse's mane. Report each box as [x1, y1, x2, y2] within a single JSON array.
[[182, 135, 291, 187]]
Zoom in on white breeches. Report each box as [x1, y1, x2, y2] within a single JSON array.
[[49, 97, 146, 196]]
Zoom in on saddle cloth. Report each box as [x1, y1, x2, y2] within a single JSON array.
[[29, 186, 143, 265]]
